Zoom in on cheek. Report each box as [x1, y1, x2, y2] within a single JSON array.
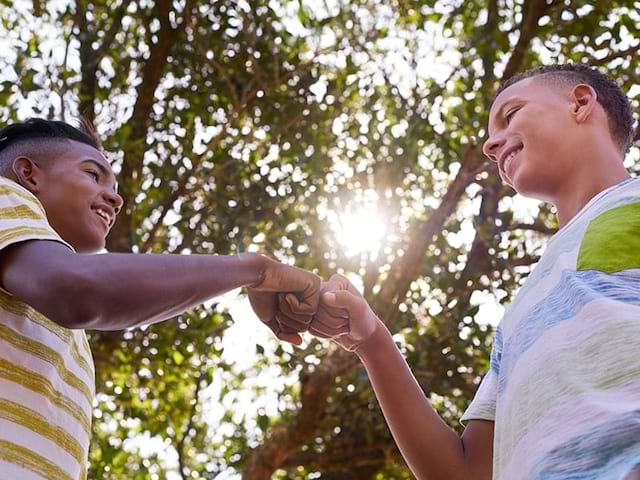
[[519, 121, 573, 170], [514, 150, 570, 199], [524, 109, 573, 149]]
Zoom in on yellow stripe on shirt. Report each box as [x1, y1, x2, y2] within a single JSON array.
[[0, 399, 85, 466], [0, 439, 74, 480], [80, 333, 93, 360], [0, 225, 62, 247], [0, 324, 93, 405], [0, 358, 91, 436], [0, 184, 47, 216], [0, 176, 89, 480], [0, 292, 94, 380], [0, 204, 44, 221]]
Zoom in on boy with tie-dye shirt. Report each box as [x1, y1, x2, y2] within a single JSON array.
[[310, 64, 640, 480], [461, 176, 640, 479]]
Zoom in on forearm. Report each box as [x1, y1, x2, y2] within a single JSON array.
[[0, 240, 267, 331], [72, 251, 263, 330], [356, 324, 468, 479]]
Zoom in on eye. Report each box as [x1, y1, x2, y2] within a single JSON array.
[[505, 107, 520, 125], [86, 170, 100, 181]]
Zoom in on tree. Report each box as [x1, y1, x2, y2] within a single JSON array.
[[1, 0, 638, 478]]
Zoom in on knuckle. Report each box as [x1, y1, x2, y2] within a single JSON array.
[[328, 273, 347, 285], [289, 303, 312, 315], [278, 312, 311, 329]]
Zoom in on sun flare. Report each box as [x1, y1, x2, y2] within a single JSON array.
[[335, 210, 388, 258]]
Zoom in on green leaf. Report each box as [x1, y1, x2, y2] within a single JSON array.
[[257, 414, 270, 432], [172, 350, 184, 365]]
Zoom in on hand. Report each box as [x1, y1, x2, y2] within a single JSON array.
[[247, 254, 321, 345], [310, 274, 381, 352]]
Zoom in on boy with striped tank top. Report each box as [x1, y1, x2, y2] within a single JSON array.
[[0, 119, 320, 479]]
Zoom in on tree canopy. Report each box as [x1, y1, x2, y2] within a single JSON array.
[[1, 0, 639, 478]]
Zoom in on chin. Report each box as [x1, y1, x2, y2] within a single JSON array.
[[73, 238, 106, 254], [512, 178, 555, 202]]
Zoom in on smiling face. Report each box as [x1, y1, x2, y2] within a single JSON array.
[[24, 140, 123, 253], [482, 76, 592, 202]]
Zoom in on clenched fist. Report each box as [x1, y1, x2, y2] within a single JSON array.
[[247, 254, 321, 345], [310, 273, 381, 352]]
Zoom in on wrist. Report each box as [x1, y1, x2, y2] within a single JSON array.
[[353, 319, 391, 357], [237, 252, 269, 288]]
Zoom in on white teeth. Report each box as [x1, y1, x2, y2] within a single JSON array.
[[94, 209, 111, 224], [503, 148, 522, 173]]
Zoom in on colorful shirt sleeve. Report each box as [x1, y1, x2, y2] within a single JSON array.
[[0, 176, 73, 253], [460, 325, 502, 424]]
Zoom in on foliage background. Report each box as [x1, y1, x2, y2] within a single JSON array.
[[1, 0, 639, 478]]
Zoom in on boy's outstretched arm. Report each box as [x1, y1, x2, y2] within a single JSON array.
[[311, 274, 493, 480], [0, 239, 319, 337]]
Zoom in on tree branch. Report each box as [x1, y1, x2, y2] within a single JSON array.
[[511, 253, 541, 267], [107, 0, 196, 252], [372, 146, 488, 322], [242, 349, 359, 479], [508, 221, 557, 235], [74, 0, 130, 121], [280, 444, 395, 472], [242, 146, 487, 479], [501, 0, 553, 81], [591, 42, 640, 67], [97, 0, 130, 57]]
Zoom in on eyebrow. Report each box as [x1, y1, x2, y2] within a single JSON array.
[[81, 159, 119, 192]]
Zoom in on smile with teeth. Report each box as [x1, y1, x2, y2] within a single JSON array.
[[94, 208, 111, 226], [503, 147, 522, 176]]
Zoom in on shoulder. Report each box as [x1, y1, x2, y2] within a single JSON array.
[[0, 176, 46, 216], [0, 176, 73, 254], [577, 199, 640, 273]]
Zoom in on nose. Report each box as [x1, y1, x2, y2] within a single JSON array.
[[482, 134, 505, 162], [103, 189, 124, 215]]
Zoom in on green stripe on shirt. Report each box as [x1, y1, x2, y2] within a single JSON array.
[[577, 202, 640, 273]]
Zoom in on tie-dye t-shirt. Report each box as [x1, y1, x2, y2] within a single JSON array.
[[462, 176, 640, 480]]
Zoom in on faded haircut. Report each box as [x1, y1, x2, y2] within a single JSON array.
[[0, 118, 102, 178], [496, 64, 636, 153]]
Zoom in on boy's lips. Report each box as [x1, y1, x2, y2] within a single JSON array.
[[499, 145, 523, 181], [94, 211, 110, 231], [92, 205, 115, 231]]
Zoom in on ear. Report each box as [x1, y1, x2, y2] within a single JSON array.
[[12, 157, 45, 194], [570, 84, 598, 124]]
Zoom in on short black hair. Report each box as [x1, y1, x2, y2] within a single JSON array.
[[496, 64, 636, 153], [0, 118, 102, 177]]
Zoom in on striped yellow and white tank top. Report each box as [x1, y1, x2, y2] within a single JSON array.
[[0, 176, 94, 480]]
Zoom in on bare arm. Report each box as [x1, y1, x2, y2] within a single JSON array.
[[357, 325, 493, 480], [311, 274, 493, 480], [0, 240, 318, 333]]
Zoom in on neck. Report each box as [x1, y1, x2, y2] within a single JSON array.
[[553, 144, 629, 228]]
